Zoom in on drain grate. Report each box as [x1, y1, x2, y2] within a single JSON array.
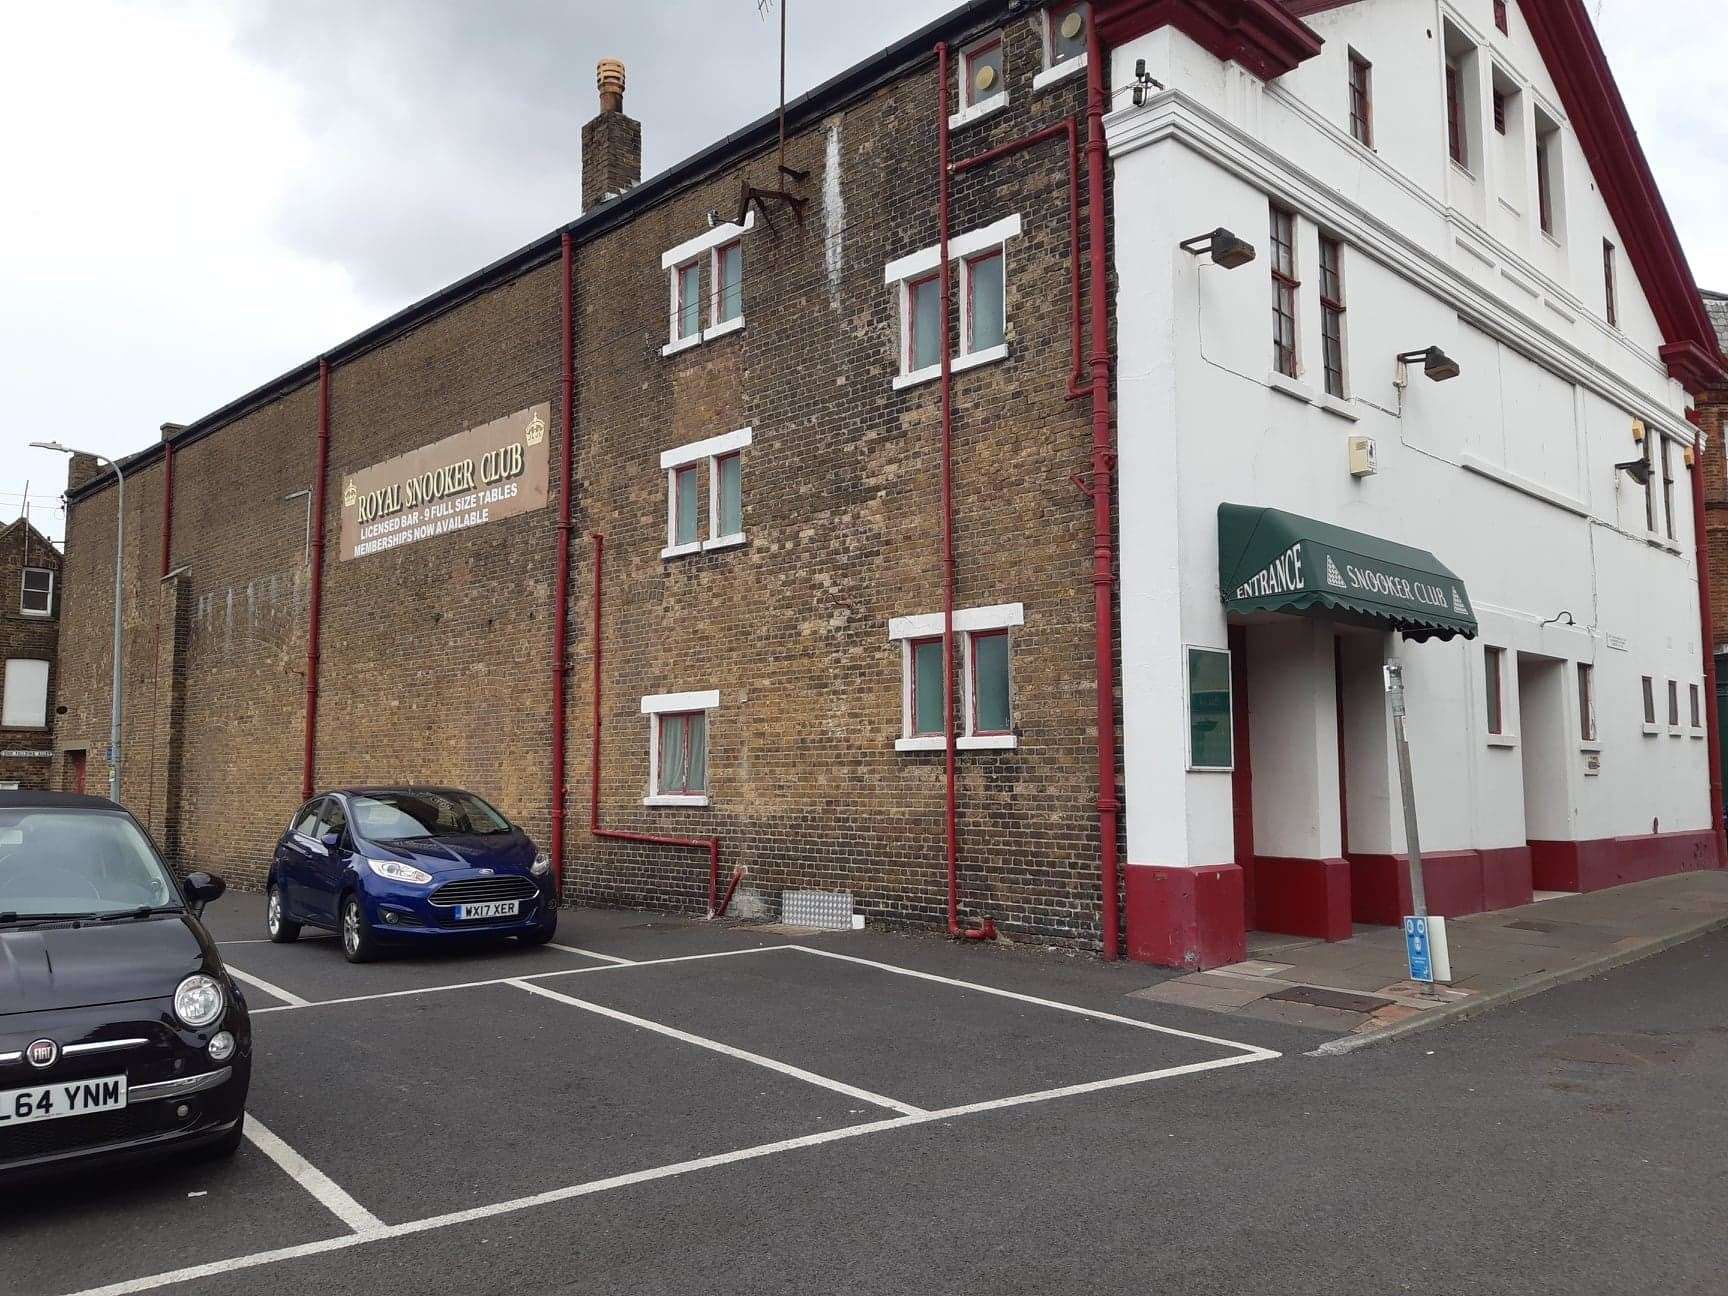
[[780, 889, 855, 931], [1507, 919, 1572, 934], [1266, 985, 1394, 1013]]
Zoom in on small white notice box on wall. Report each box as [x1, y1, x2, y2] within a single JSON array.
[[1403, 915, 1451, 984]]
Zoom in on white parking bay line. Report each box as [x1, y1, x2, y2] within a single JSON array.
[[509, 978, 929, 1117], [243, 1114, 385, 1235], [545, 943, 634, 964], [223, 964, 311, 1009]]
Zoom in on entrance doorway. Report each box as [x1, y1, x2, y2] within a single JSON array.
[[1516, 654, 1570, 852], [66, 749, 86, 795]]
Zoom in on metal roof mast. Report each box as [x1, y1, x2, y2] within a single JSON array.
[[740, 0, 809, 229]]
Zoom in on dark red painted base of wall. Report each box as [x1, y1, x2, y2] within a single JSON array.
[[1350, 849, 1533, 925], [1124, 863, 1246, 970], [1253, 856, 1351, 941], [1529, 830, 1720, 892]]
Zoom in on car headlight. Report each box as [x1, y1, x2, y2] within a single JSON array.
[[175, 974, 225, 1029], [531, 853, 551, 877], [362, 857, 433, 885]]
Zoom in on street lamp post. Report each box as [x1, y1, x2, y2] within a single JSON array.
[[32, 441, 125, 803]]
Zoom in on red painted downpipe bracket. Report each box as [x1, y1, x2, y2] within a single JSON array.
[[1083, 17, 1122, 958], [587, 532, 725, 916], [549, 231, 576, 896], [1685, 410, 1727, 864], [159, 442, 174, 578], [301, 358, 331, 803]]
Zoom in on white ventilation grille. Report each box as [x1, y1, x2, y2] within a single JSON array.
[[781, 889, 855, 931]]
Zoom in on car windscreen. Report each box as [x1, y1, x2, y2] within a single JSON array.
[[348, 791, 513, 841], [0, 808, 180, 917]]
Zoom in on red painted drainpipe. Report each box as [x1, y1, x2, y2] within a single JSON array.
[[549, 231, 575, 894], [1082, 17, 1122, 959], [1686, 410, 1727, 864], [159, 442, 174, 578], [301, 358, 331, 802], [588, 532, 727, 916], [934, 41, 996, 943]]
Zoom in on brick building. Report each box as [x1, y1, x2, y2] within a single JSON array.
[[51, 0, 1728, 963], [0, 517, 63, 791]]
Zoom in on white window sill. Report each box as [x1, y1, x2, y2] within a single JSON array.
[[703, 316, 745, 342], [1486, 734, 1518, 748], [1317, 393, 1359, 423], [896, 735, 946, 752], [1267, 370, 1315, 405], [661, 334, 702, 358], [703, 533, 747, 552], [1031, 58, 1085, 94], [1450, 161, 1477, 184], [19, 610, 53, 619], [1668, 726, 1685, 738], [1642, 722, 1661, 736], [644, 794, 709, 808], [661, 541, 703, 560], [948, 95, 1007, 132], [956, 734, 1017, 751], [1541, 230, 1564, 251], [1691, 729, 1706, 740], [893, 343, 1010, 391], [1579, 742, 1602, 754]]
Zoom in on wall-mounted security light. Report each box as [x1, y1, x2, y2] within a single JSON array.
[[1614, 456, 1652, 486], [1179, 228, 1257, 269], [1395, 347, 1461, 385]]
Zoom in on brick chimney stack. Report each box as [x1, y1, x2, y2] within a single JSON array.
[[67, 452, 105, 494], [160, 422, 186, 442], [582, 58, 641, 211]]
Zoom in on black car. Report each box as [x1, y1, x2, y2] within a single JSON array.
[[0, 791, 251, 1184]]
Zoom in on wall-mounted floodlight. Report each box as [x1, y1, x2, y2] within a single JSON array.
[[1396, 347, 1462, 385], [1614, 457, 1652, 487], [1179, 228, 1257, 269], [1131, 58, 1165, 107]]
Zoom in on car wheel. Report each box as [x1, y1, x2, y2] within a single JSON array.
[[341, 895, 377, 964], [267, 886, 301, 944]]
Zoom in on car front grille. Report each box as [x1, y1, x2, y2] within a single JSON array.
[[428, 875, 538, 907], [0, 1101, 186, 1164]]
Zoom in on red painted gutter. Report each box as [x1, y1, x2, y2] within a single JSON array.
[[549, 232, 575, 894], [1082, 18, 1121, 959], [159, 443, 174, 578], [301, 358, 331, 802], [587, 532, 727, 917], [1686, 411, 1727, 864]]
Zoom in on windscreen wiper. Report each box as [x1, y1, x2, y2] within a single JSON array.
[[96, 905, 184, 922], [0, 911, 94, 926]]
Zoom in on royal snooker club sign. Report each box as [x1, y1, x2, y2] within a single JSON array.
[[339, 403, 550, 562]]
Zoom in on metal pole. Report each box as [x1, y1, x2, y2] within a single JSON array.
[[107, 459, 126, 804], [1385, 661, 1426, 917]]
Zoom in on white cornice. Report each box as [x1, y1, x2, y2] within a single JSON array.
[[1106, 90, 1696, 446]]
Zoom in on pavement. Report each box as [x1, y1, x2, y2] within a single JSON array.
[[7, 888, 1728, 1295], [1131, 869, 1728, 1046]]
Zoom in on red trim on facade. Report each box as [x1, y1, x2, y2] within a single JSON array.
[[1125, 863, 1246, 969], [1530, 830, 1720, 893], [1352, 850, 1534, 924], [1228, 625, 1255, 923], [1252, 855, 1351, 941], [1093, 0, 1323, 82]]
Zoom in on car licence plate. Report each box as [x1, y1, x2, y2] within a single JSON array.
[[0, 1074, 127, 1127], [454, 900, 520, 920]]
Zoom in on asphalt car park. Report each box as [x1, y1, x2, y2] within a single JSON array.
[[6, 894, 1301, 1296]]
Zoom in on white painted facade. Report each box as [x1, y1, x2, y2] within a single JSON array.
[[1104, 0, 1709, 887]]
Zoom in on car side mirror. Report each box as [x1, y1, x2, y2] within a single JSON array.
[[184, 871, 226, 914], [320, 831, 342, 852]]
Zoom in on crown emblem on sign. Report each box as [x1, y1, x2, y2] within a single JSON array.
[[1325, 555, 1346, 590], [343, 479, 357, 508], [524, 410, 546, 448]]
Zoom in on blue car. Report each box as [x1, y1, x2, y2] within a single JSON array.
[[266, 787, 557, 963]]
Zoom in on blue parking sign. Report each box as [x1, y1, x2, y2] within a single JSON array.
[[1404, 916, 1433, 983]]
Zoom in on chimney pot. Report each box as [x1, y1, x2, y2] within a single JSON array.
[[582, 58, 642, 211], [596, 58, 626, 113]]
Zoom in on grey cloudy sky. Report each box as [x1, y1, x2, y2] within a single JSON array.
[[3, 1, 1722, 544]]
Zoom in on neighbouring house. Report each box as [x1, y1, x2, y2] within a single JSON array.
[[52, 1, 1727, 963], [0, 517, 63, 791]]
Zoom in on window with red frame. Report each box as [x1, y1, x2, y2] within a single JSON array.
[[1046, 2, 1088, 67], [673, 260, 700, 340], [1536, 127, 1556, 234], [656, 712, 707, 796], [1603, 239, 1619, 327], [969, 630, 1012, 735], [906, 272, 941, 372], [1348, 51, 1373, 147], [1485, 646, 1505, 735], [910, 637, 945, 736], [1319, 236, 1347, 399], [1494, 0, 1509, 34], [1446, 62, 1467, 167], [960, 33, 1004, 110], [1270, 205, 1299, 379], [964, 249, 1004, 353], [672, 464, 700, 546]]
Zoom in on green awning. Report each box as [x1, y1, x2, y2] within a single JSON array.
[[1218, 504, 1477, 642]]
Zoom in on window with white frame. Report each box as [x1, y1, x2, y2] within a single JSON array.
[[1660, 434, 1677, 541], [1667, 679, 1681, 731], [20, 567, 53, 617], [885, 214, 1022, 389], [660, 427, 753, 558], [1036, 2, 1089, 89], [660, 213, 755, 355], [642, 690, 718, 806], [888, 603, 1022, 751], [1690, 681, 1703, 732], [1641, 675, 1657, 730], [955, 31, 1006, 126], [2, 659, 49, 729]]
